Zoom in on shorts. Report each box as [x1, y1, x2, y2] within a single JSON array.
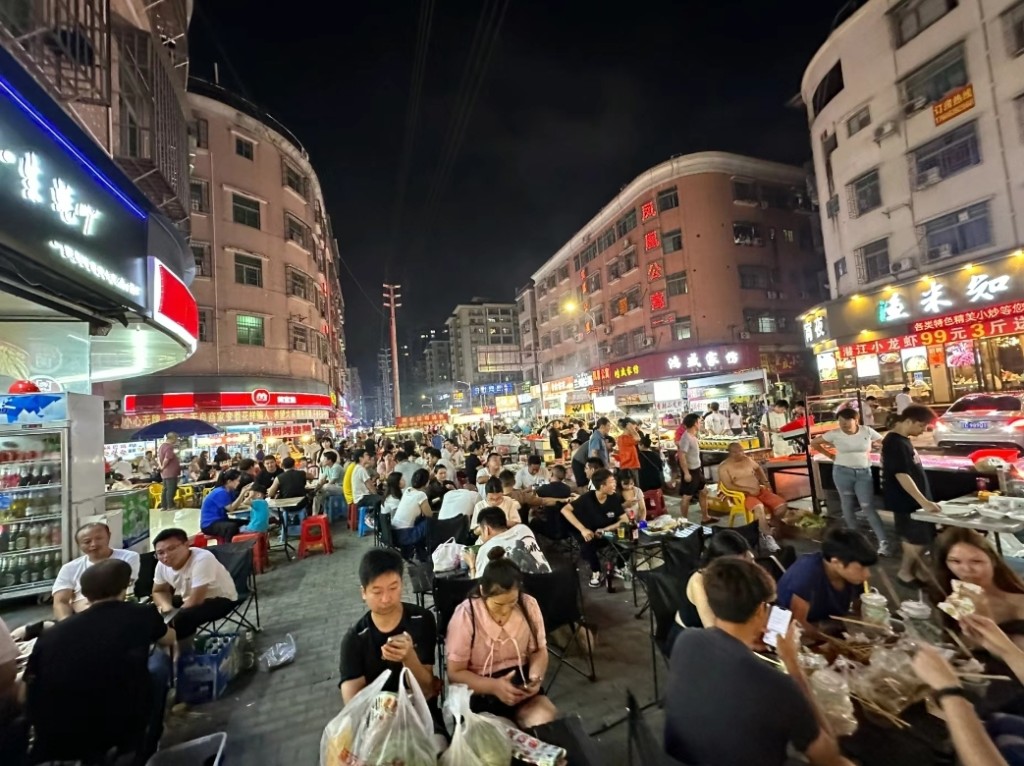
[[743, 488, 787, 515], [894, 512, 936, 546], [679, 470, 706, 497]]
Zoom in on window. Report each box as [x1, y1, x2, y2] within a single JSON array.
[[856, 238, 890, 283], [597, 227, 616, 252], [234, 253, 263, 287], [663, 229, 682, 253], [556, 264, 570, 282], [834, 258, 848, 280], [282, 160, 308, 199], [607, 259, 621, 282], [893, 0, 957, 47], [901, 44, 967, 108], [738, 265, 772, 290], [615, 209, 638, 239], [611, 334, 629, 357], [198, 309, 212, 343], [847, 106, 871, 136], [782, 229, 795, 243], [290, 323, 310, 353], [287, 267, 312, 300], [760, 185, 792, 209], [317, 333, 330, 363], [811, 61, 844, 117], [235, 136, 254, 159], [192, 118, 209, 149], [584, 273, 601, 294], [656, 187, 679, 212], [922, 201, 992, 260], [285, 213, 311, 249], [236, 315, 264, 346], [673, 316, 692, 341], [551, 329, 561, 346], [550, 301, 560, 319], [912, 121, 981, 188], [744, 309, 788, 334], [232, 194, 261, 228], [540, 308, 549, 324], [733, 180, 759, 204], [189, 180, 209, 213], [572, 243, 598, 272], [1006, 1, 1024, 56], [667, 271, 688, 296], [540, 335, 551, 350], [591, 304, 605, 328], [733, 222, 763, 246], [622, 249, 639, 273], [848, 170, 882, 217], [191, 242, 212, 278]]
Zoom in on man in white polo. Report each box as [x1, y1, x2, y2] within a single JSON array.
[[52, 522, 140, 620]]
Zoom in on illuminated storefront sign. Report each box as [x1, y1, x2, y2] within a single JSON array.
[[120, 409, 329, 429], [395, 413, 448, 428], [471, 381, 516, 397], [592, 345, 759, 384], [123, 391, 333, 414], [802, 309, 829, 346], [149, 258, 198, 352], [838, 315, 1024, 359], [910, 299, 1024, 332], [933, 83, 975, 127]]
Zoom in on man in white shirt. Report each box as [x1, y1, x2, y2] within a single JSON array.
[[52, 522, 140, 620], [476, 452, 503, 500], [352, 449, 383, 516], [466, 506, 550, 579], [313, 450, 345, 515], [514, 455, 549, 490], [151, 527, 237, 640], [703, 402, 730, 436], [438, 488, 480, 521], [471, 477, 522, 530], [894, 387, 913, 415], [136, 450, 157, 475]]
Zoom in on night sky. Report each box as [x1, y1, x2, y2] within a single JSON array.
[[189, 0, 842, 384]]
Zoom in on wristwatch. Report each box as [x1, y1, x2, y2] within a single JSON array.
[[933, 686, 969, 704]]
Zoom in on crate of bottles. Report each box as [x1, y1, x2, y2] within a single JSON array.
[[176, 633, 240, 705]]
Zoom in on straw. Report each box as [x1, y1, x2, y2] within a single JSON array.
[[829, 615, 894, 632], [863, 580, 870, 595], [956, 672, 1011, 681]]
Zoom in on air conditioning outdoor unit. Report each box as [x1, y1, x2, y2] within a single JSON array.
[[874, 121, 898, 141], [929, 243, 954, 261], [916, 167, 941, 189], [640, 338, 654, 348], [904, 95, 929, 115], [602, 326, 613, 335], [573, 333, 584, 343], [890, 257, 917, 275], [739, 331, 751, 340]]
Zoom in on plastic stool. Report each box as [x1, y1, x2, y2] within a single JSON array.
[[297, 515, 334, 559], [643, 489, 666, 519], [347, 503, 359, 531], [324, 494, 347, 524], [191, 533, 224, 548], [231, 532, 269, 574], [357, 506, 374, 537]]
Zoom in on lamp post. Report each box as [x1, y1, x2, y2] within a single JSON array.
[[420, 393, 434, 410], [455, 380, 473, 411], [564, 300, 603, 389]]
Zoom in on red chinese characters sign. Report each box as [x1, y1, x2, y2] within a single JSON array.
[[933, 83, 975, 127], [644, 230, 660, 251], [647, 260, 664, 281], [641, 200, 656, 221], [839, 315, 1024, 359], [909, 300, 1024, 332], [394, 413, 449, 428], [650, 290, 667, 311]]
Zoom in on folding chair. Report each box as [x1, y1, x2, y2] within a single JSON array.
[[523, 565, 596, 693], [433, 576, 478, 681], [206, 541, 261, 634], [626, 690, 689, 766], [660, 531, 705, 579], [377, 512, 398, 550], [719, 519, 760, 552], [426, 514, 470, 556], [133, 551, 157, 602], [635, 567, 689, 700]]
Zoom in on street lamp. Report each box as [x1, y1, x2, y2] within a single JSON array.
[[454, 380, 473, 410], [420, 393, 434, 410]]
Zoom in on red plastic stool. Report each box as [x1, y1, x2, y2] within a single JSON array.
[[347, 503, 358, 531], [644, 489, 667, 519], [191, 533, 225, 548], [231, 532, 270, 573], [297, 515, 334, 559]]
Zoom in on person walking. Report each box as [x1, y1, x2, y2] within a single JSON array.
[[157, 432, 180, 511]]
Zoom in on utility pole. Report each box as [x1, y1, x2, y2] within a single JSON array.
[[383, 283, 402, 419]]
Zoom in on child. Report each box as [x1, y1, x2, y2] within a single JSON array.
[[241, 486, 271, 534]]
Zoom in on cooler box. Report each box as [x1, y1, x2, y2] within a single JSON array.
[[176, 634, 240, 704]]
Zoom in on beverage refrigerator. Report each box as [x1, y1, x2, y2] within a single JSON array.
[[0, 393, 104, 602]]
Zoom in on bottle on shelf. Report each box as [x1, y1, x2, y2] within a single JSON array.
[[18, 467, 32, 487], [0, 524, 7, 553], [38, 463, 53, 485], [17, 555, 31, 585], [0, 558, 13, 587], [14, 524, 28, 551], [49, 522, 61, 547], [42, 552, 55, 580]]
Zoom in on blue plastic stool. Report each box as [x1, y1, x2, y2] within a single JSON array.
[[324, 494, 347, 524], [357, 506, 374, 537]]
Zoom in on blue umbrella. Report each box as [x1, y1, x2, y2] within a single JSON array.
[[131, 418, 223, 440]]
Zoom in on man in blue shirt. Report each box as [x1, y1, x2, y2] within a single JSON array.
[[776, 528, 877, 639], [588, 417, 611, 469], [199, 469, 247, 539]]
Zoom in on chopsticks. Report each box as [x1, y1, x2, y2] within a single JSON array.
[[956, 672, 1012, 681], [829, 615, 894, 632], [849, 693, 911, 729]]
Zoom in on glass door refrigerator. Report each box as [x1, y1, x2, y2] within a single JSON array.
[[0, 393, 104, 602]]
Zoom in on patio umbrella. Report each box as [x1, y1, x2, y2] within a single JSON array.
[[131, 418, 223, 440]]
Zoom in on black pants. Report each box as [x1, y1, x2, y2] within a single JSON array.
[[172, 597, 236, 639], [202, 519, 245, 540], [571, 460, 587, 488], [570, 529, 623, 573]]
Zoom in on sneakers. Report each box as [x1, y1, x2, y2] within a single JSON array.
[[613, 567, 630, 580], [589, 571, 604, 588], [760, 533, 781, 553], [877, 540, 895, 558]]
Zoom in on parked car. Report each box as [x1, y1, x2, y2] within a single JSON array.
[[933, 393, 1024, 452]]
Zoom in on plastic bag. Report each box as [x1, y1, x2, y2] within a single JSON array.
[[432, 537, 464, 573], [368, 668, 435, 765], [477, 713, 567, 766], [320, 669, 392, 766], [442, 684, 512, 766], [258, 633, 297, 671]]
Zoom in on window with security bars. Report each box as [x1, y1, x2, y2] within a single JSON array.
[[584, 273, 601, 293], [911, 121, 980, 188], [282, 159, 309, 199], [198, 310, 213, 343], [733, 222, 763, 246], [738, 265, 772, 290], [556, 264, 570, 282], [290, 323, 309, 353], [834, 258, 848, 281], [287, 267, 312, 300], [921, 201, 992, 261], [190, 180, 209, 213], [232, 194, 261, 228], [622, 250, 639, 273], [847, 170, 882, 217], [847, 106, 871, 137], [855, 239, 890, 283], [236, 315, 264, 346], [656, 187, 679, 212], [673, 316, 692, 341], [667, 271, 688, 296], [285, 213, 311, 249], [743, 309, 788, 334], [607, 259, 621, 282], [234, 254, 263, 287], [317, 333, 330, 363], [616, 209, 638, 238], [192, 243, 212, 278], [900, 44, 967, 107]]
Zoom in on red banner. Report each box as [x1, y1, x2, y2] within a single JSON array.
[[260, 424, 313, 440], [909, 299, 1024, 333], [394, 413, 449, 428], [840, 315, 1024, 358]]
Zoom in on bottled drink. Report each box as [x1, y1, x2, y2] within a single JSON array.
[[27, 523, 39, 550], [17, 468, 31, 487], [49, 522, 60, 547], [38, 463, 52, 485], [0, 525, 7, 553], [14, 524, 27, 551], [28, 554, 40, 582], [42, 552, 55, 580], [0, 559, 12, 587], [17, 555, 31, 585]]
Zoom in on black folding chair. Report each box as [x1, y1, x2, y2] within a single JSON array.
[[433, 576, 478, 681], [426, 514, 470, 555], [626, 690, 688, 766], [719, 519, 760, 552], [660, 531, 705, 579], [206, 541, 261, 633], [635, 567, 689, 700], [523, 565, 596, 693]]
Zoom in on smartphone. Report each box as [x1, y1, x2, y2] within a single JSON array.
[[763, 606, 792, 649]]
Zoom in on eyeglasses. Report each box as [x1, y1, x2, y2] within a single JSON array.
[[155, 544, 184, 559]]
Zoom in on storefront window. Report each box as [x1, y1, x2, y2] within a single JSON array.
[[877, 352, 905, 386], [978, 336, 1024, 392], [946, 340, 980, 398]]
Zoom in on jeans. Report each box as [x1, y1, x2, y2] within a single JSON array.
[[143, 650, 173, 761], [988, 713, 1024, 766], [833, 465, 888, 546], [160, 476, 178, 510]]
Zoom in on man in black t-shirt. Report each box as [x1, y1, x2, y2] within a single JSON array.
[[252, 454, 284, 492], [560, 468, 628, 588], [463, 442, 483, 489], [881, 404, 941, 587], [665, 557, 850, 766], [26, 558, 176, 764], [339, 549, 439, 705], [268, 457, 310, 511], [548, 419, 564, 461]]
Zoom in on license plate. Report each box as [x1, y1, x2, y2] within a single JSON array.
[[960, 420, 990, 430]]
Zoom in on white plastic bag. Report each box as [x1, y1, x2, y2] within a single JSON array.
[[320, 669, 391, 766], [441, 684, 512, 766], [258, 632, 296, 671], [432, 536, 464, 573], [368, 667, 435, 765]]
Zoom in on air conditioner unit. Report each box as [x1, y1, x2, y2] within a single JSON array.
[[640, 338, 654, 348], [904, 95, 928, 115], [826, 195, 840, 219], [602, 326, 613, 335], [929, 243, 954, 261], [766, 290, 779, 299], [752, 237, 764, 246], [916, 167, 942, 189], [890, 257, 917, 275], [573, 333, 584, 343], [739, 331, 751, 340], [873, 121, 898, 141]]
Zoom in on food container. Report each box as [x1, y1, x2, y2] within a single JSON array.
[[861, 589, 890, 626]]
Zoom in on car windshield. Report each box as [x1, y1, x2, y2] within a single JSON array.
[[948, 395, 1023, 413]]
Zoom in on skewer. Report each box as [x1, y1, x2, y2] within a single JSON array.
[[829, 615, 894, 632], [956, 672, 1012, 681], [943, 626, 978, 662], [849, 693, 910, 729]]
